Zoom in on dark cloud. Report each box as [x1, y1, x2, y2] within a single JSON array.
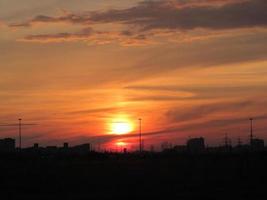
[[9, 13, 92, 27], [11, 0, 267, 31], [20, 27, 94, 42], [19, 26, 152, 46], [89, 0, 267, 31]]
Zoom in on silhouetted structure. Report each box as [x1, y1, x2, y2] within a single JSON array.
[[249, 118, 254, 145], [0, 138, 15, 152], [0, 119, 37, 149], [251, 138, 265, 151], [161, 141, 173, 151], [34, 143, 39, 149], [0, 134, 266, 155], [218, 133, 232, 152], [45, 146, 58, 154], [187, 137, 205, 153], [63, 142, 69, 149], [173, 145, 187, 153], [71, 143, 91, 154], [139, 118, 142, 152], [22, 142, 91, 155]]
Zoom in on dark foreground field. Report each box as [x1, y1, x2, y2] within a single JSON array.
[[0, 152, 267, 199]]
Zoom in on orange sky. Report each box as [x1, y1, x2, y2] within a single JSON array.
[[0, 0, 267, 150]]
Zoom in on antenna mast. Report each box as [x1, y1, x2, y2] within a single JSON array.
[[19, 118, 22, 150], [139, 118, 142, 153], [249, 118, 253, 145], [0, 119, 37, 150]]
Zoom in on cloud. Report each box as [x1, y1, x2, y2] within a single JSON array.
[[10, 0, 267, 45], [125, 84, 267, 100], [127, 95, 194, 102], [66, 107, 119, 115], [19, 26, 153, 46], [89, 0, 267, 31], [20, 28, 267, 86], [12, 0, 267, 30], [166, 101, 253, 122], [9, 12, 92, 27], [206, 115, 267, 127], [127, 84, 267, 91], [20, 28, 93, 43]]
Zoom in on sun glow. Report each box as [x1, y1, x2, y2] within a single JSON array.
[[111, 121, 133, 135], [116, 141, 127, 147]]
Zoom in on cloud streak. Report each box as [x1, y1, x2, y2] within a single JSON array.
[[19, 26, 153, 46], [12, 0, 267, 31], [89, 0, 267, 31], [10, 0, 267, 44], [166, 101, 253, 122]]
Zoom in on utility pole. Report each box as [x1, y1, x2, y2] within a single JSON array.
[[139, 118, 142, 153], [237, 137, 242, 146], [0, 119, 37, 150], [249, 118, 253, 145], [19, 118, 22, 150], [224, 133, 229, 147]]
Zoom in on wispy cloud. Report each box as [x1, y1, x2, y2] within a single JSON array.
[[18, 26, 153, 46], [66, 107, 119, 115], [12, 0, 267, 30], [125, 84, 267, 94], [88, 0, 267, 31], [19, 27, 94, 43], [10, 0, 267, 44], [166, 101, 253, 122]]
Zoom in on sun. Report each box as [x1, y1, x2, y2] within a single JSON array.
[[111, 121, 133, 135]]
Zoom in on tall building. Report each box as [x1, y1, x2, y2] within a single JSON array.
[[187, 137, 205, 153]]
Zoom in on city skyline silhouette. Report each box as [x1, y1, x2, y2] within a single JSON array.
[[1, 0, 267, 198], [0, 116, 266, 151]]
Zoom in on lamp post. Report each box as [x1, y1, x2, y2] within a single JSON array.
[[249, 118, 253, 145], [139, 118, 142, 153], [0, 119, 37, 150], [19, 118, 22, 150]]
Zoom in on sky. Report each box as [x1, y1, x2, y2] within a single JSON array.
[[0, 0, 267, 150]]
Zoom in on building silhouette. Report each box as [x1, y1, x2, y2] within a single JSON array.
[[0, 138, 16, 152], [251, 138, 265, 151], [71, 143, 91, 154], [187, 137, 205, 153], [173, 145, 187, 153], [0, 134, 266, 155], [34, 143, 39, 149], [63, 142, 69, 149], [21, 142, 91, 155]]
